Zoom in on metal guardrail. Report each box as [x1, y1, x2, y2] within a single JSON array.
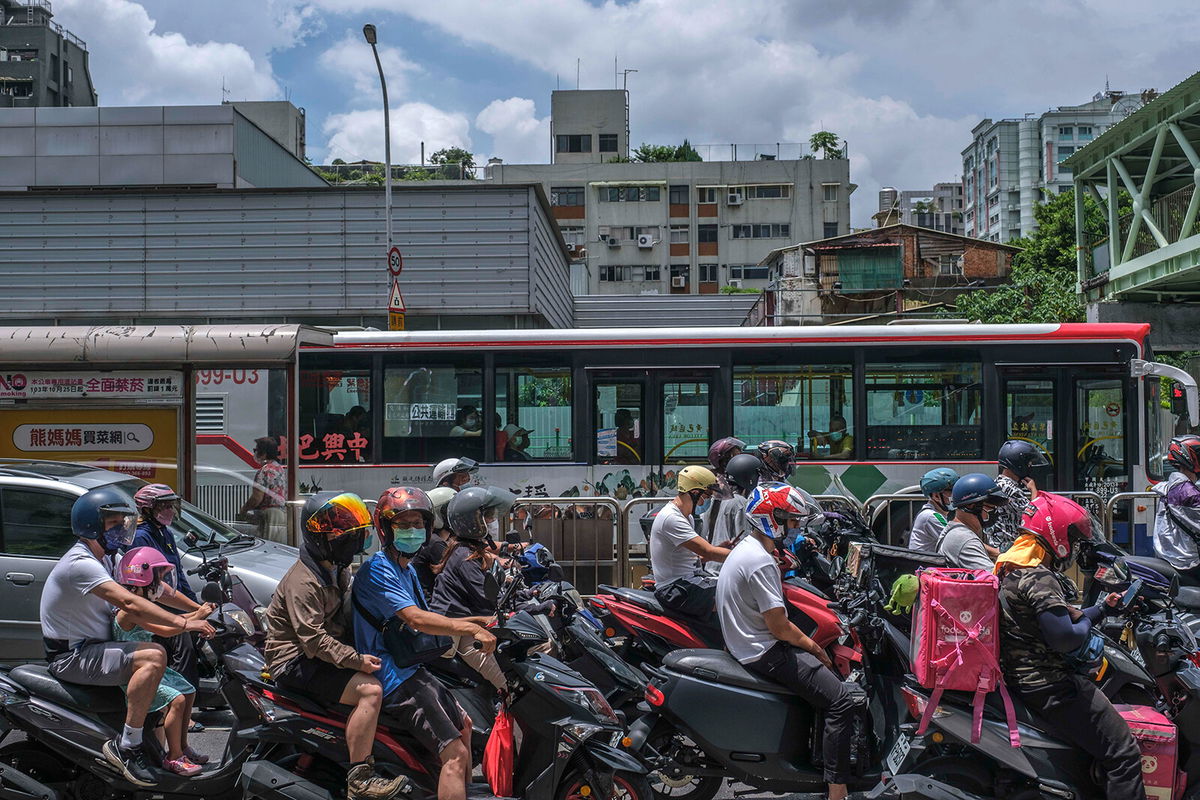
[[1104, 491, 1159, 534], [619, 496, 673, 588], [510, 496, 623, 594]]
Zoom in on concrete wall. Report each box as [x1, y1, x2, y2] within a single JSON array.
[[230, 101, 305, 160], [551, 89, 627, 164]]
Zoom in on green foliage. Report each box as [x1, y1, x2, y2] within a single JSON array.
[[331, 158, 346, 165], [720, 285, 762, 294], [517, 377, 570, 407], [398, 168, 436, 182], [808, 130, 845, 159], [429, 147, 476, 178], [632, 140, 704, 163]]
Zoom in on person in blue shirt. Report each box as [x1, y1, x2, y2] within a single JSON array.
[[353, 487, 496, 800]]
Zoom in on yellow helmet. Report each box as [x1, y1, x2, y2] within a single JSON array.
[[677, 465, 718, 494]]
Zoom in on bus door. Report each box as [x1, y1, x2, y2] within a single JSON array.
[[590, 369, 718, 469], [997, 368, 1064, 490]]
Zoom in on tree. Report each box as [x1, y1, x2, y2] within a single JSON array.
[[331, 158, 346, 165], [675, 139, 702, 162], [631, 141, 705, 163], [429, 147, 476, 179], [808, 130, 845, 159]]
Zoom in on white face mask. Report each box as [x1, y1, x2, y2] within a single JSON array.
[[148, 582, 169, 602], [486, 518, 499, 538]]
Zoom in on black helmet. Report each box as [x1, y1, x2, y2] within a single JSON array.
[[72, 486, 138, 554], [725, 453, 763, 495], [997, 440, 1049, 480], [446, 486, 516, 541], [301, 491, 371, 567], [757, 440, 795, 482]]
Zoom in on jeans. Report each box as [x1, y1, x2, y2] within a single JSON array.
[[745, 642, 860, 784]]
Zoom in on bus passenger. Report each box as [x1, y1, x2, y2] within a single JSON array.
[[239, 436, 288, 543], [449, 406, 482, 438], [1151, 436, 1200, 579], [502, 424, 534, 461], [650, 466, 731, 619], [988, 440, 1047, 551], [805, 414, 854, 460], [615, 408, 641, 464], [936, 473, 1006, 570], [908, 468, 958, 552]]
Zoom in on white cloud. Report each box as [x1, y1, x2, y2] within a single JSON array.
[[475, 97, 550, 164], [55, 0, 280, 105], [321, 104, 472, 165], [317, 31, 421, 101]]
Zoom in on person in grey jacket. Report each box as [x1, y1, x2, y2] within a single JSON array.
[[908, 468, 958, 552], [936, 473, 1008, 571]]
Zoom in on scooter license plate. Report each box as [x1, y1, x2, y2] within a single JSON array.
[[885, 734, 911, 774]]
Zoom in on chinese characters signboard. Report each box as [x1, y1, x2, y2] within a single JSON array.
[[0, 371, 183, 401]]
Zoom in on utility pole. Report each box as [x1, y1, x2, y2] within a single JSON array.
[[363, 23, 404, 330]]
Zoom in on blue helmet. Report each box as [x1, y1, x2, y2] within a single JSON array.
[[71, 485, 138, 553], [949, 473, 1009, 512], [997, 440, 1049, 480], [919, 468, 959, 497]]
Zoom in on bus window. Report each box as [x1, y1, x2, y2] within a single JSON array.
[[1076, 378, 1127, 495], [1003, 379, 1056, 488], [662, 381, 711, 464], [298, 368, 373, 463], [733, 365, 852, 459], [382, 361, 483, 463], [495, 366, 573, 461], [865, 361, 982, 459], [595, 382, 643, 465]]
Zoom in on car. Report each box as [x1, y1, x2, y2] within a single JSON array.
[[0, 459, 297, 663]]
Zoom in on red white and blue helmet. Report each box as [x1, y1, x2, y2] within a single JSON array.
[[746, 483, 821, 540]]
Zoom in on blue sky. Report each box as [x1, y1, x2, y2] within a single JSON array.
[[53, 0, 1198, 226]]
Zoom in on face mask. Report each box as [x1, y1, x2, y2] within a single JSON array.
[[148, 581, 169, 602], [486, 518, 499, 538], [101, 520, 133, 554], [392, 527, 426, 555], [155, 508, 175, 527], [463, 415, 481, 432], [829, 431, 845, 443], [328, 530, 365, 567], [696, 498, 713, 515]]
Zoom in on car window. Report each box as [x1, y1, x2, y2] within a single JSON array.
[[0, 487, 77, 557], [112, 479, 233, 550]]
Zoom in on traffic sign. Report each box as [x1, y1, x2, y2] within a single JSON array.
[[387, 246, 403, 276], [389, 311, 406, 331], [388, 280, 406, 312]]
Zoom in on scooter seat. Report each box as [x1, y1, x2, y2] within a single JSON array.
[[9, 664, 127, 714], [664, 649, 794, 695], [1126, 555, 1199, 587], [1176, 586, 1200, 609], [599, 585, 664, 615]]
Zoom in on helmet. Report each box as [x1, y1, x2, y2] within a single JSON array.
[[708, 437, 747, 473], [72, 486, 138, 553], [725, 453, 763, 495], [919, 468, 959, 497], [133, 483, 181, 513], [1021, 492, 1102, 569], [746, 483, 821, 541], [427, 486, 457, 531], [677, 465, 719, 494], [375, 487, 434, 549], [117, 546, 173, 587], [432, 457, 479, 489], [1167, 435, 1200, 474], [997, 440, 1050, 480], [300, 492, 371, 567], [757, 440, 795, 482], [446, 486, 516, 541], [949, 473, 1009, 512]]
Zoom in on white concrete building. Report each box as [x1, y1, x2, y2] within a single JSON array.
[[877, 183, 964, 235]]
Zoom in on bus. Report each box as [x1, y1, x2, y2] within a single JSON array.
[[195, 322, 1196, 552]]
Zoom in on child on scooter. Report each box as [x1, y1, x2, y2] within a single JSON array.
[[114, 547, 213, 776]]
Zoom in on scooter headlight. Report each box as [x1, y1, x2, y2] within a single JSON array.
[[549, 684, 619, 725], [252, 605, 269, 632], [223, 606, 254, 636]]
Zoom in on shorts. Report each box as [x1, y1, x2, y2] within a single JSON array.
[[49, 640, 143, 686], [274, 655, 359, 707], [387, 667, 466, 757]]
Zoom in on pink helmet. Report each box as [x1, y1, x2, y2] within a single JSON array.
[[133, 483, 180, 513], [118, 546, 174, 587], [1021, 492, 1102, 569]]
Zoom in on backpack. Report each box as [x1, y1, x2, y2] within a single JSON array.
[[910, 567, 1019, 746]]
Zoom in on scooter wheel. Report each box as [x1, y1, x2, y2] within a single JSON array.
[[645, 732, 720, 800], [558, 769, 653, 800]]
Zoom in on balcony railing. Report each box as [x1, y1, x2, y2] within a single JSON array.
[[4, 1, 87, 49], [1081, 183, 1196, 280]]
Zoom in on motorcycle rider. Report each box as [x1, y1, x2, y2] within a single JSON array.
[[701, 437, 746, 540], [650, 465, 732, 618], [995, 493, 1144, 799], [907, 468, 959, 552], [263, 492, 405, 800], [719, 484, 860, 800], [988, 440, 1046, 551], [430, 486, 516, 692], [39, 486, 215, 787], [935, 473, 1005, 569], [411, 486, 457, 597], [757, 440, 796, 484], [354, 487, 496, 800], [1151, 435, 1200, 578], [431, 457, 478, 492], [705, 453, 762, 545]]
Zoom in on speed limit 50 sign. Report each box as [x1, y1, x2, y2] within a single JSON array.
[[387, 245, 403, 276]]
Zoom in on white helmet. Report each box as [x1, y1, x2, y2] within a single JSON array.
[[427, 486, 457, 530], [432, 457, 479, 489]]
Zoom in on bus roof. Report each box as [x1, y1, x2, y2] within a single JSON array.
[[323, 323, 1150, 351]]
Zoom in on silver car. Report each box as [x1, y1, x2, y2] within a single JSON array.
[[0, 459, 295, 663]]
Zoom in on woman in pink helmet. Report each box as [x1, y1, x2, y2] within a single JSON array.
[[114, 547, 211, 776]]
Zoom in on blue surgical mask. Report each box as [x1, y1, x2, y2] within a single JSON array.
[[392, 527, 426, 555], [696, 499, 713, 515], [829, 431, 845, 443]]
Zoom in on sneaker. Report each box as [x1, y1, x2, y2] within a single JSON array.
[[163, 755, 203, 777], [102, 739, 157, 787], [182, 746, 210, 766], [346, 757, 409, 800]]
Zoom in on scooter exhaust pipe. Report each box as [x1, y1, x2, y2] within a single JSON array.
[[239, 759, 337, 800]]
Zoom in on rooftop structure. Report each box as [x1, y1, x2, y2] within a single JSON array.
[[0, 0, 95, 108], [876, 183, 964, 235]]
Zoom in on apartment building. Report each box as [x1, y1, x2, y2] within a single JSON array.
[[0, 0, 95, 107], [877, 183, 964, 235], [486, 90, 852, 295], [961, 89, 1150, 242]]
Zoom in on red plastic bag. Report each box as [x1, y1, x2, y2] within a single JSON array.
[[483, 706, 515, 797]]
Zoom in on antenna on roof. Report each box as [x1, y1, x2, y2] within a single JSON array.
[[221, 76, 230, 104], [576, 58, 580, 89]]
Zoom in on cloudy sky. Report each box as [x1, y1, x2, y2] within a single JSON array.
[[54, 0, 1197, 225]]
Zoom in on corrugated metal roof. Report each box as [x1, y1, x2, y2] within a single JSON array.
[[572, 294, 760, 327]]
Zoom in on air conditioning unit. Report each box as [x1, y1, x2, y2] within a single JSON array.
[[671, 276, 686, 288], [605, 236, 620, 247], [728, 279, 743, 288], [727, 192, 744, 206], [637, 234, 655, 248]]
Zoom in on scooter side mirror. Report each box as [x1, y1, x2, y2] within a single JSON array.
[[201, 582, 223, 605]]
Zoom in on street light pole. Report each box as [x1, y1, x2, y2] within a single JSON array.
[[363, 23, 392, 255]]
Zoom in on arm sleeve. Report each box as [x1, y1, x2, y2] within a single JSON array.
[[746, 564, 785, 613], [282, 581, 363, 670], [372, 566, 419, 619], [1037, 607, 1094, 653], [72, 557, 118, 597], [662, 512, 700, 547], [956, 537, 996, 571], [907, 511, 940, 551]]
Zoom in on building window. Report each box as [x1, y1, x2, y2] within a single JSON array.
[[559, 226, 585, 247], [939, 254, 963, 276], [599, 186, 661, 202], [1057, 146, 1075, 163], [550, 186, 584, 206], [600, 265, 661, 282], [556, 134, 592, 153], [987, 194, 999, 209], [733, 364, 853, 458], [697, 187, 719, 204], [730, 265, 770, 280], [598, 134, 618, 152], [747, 184, 791, 199], [698, 263, 718, 282], [633, 226, 659, 240], [1058, 185, 1073, 194], [1077, 126, 1094, 141], [822, 183, 839, 202], [494, 364, 573, 461], [668, 185, 689, 205], [989, 213, 1000, 227], [1058, 127, 1073, 141], [823, 222, 839, 238], [65, 64, 72, 85], [669, 225, 689, 244], [731, 224, 791, 239], [697, 224, 718, 243]]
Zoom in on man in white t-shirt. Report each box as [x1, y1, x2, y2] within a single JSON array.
[[718, 483, 860, 800], [41, 487, 215, 787], [649, 466, 731, 619]]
